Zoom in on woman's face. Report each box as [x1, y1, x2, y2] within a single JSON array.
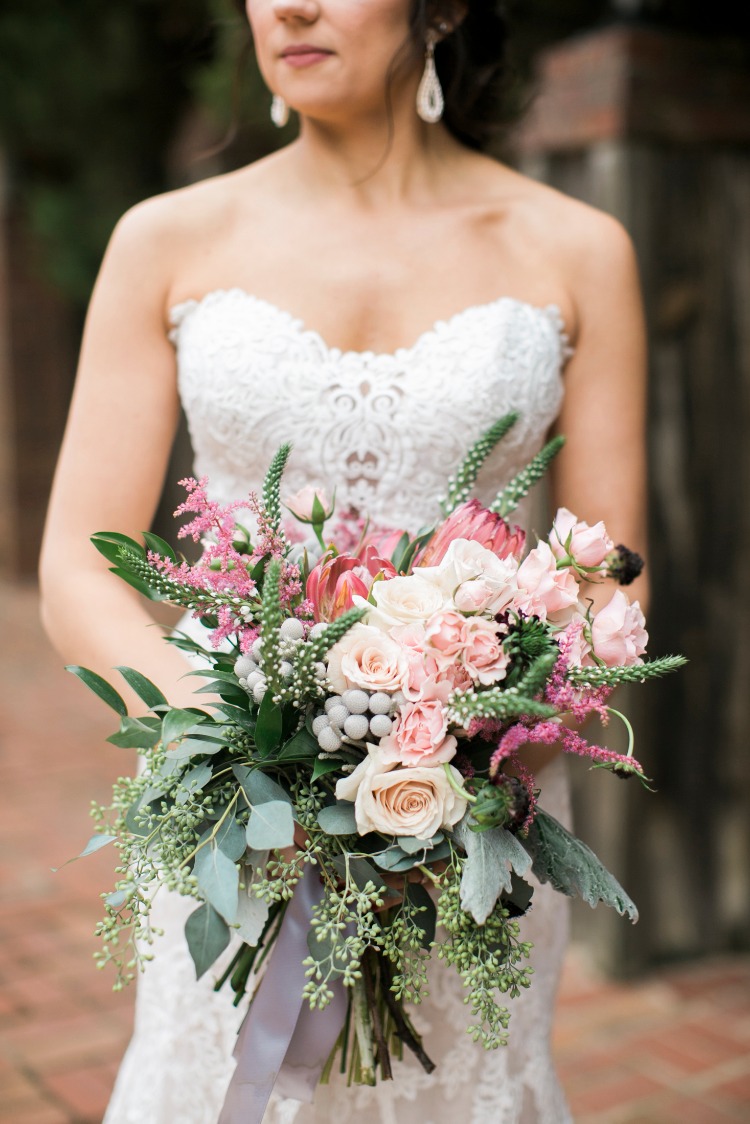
[[246, 0, 420, 122]]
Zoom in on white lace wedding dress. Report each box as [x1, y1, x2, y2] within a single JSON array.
[[104, 288, 574, 1124]]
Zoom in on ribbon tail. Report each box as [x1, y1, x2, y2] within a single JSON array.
[[218, 863, 346, 1124]]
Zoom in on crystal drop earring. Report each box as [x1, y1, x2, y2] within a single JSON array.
[[416, 30, 444, 124], [271, 94, 289, 128]]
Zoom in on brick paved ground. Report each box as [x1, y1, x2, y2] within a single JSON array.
[[1, 581, 748, 1123]]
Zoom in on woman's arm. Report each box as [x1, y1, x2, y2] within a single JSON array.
[[514, 211, 649, 775], [550, 212, 649, 613], [39, 197, 205, 712]]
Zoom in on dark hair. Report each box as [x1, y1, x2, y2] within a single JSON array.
[[409, 1, 511, 150], [230, 0, 511, 152]]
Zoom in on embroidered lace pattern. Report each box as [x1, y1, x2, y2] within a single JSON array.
[[103, 288, 574, 1124]]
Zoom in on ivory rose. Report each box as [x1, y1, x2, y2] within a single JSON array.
[[326, 624, 409, 694], [419, 538, 519, 614], [590, 590, 648, 667], [515, 541, 579, 621], [356, 573, 446, 631], [379, 699, 457, 767], [335, 751, 468, 840], [549, 507, 614, 570]]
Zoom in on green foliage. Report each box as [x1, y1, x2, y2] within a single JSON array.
[[491, 435, 566, 518], [440, 412, 518, 516], [567, 655, 687, 688], [522, 809, 638, 921], [453, 815, 531, 925], [262, 444, 292, 536]]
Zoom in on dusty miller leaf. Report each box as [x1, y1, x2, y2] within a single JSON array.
[[522, 809, 638, 922], [454, 815, 532, 925]]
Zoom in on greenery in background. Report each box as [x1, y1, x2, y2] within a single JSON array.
[[0, 0, 744, 306]]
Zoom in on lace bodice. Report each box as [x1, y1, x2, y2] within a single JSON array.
[[104, 288, 574, 1124], [169, 289, 570, 529]]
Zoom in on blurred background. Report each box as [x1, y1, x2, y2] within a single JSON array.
[[0, 1, 748, 1121]]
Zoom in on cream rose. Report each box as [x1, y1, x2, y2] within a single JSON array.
[[326, 623, 409, 694], [419, 538, 519, 613], [355, 574, 447, 631], [335, 750, 468, 839]]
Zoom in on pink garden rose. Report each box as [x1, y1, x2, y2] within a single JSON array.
[[419, 538, 519, 615], [590, 590, 648, 667], [549, 507, 614, 570], [307, 546, 395, 622], [423, 610, 509, 686], [379, 699, 457, 767], [515, 541, 580, 621], [416, 499, 525, 567], [460, 616, 510, 685]]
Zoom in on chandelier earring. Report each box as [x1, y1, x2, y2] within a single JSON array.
[[416, 28, 445, 124], [270, 94, 289, 128]]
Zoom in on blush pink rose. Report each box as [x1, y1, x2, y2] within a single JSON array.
[[379, 699, 457, 767], [461, 616, 510, 685], [515, 541, 580, 621], [590, 590, 648, 667], [549, 507, 614, 570], [423, 609, 467, 658]]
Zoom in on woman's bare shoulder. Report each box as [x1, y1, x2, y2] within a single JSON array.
[[102, 160, 277, 299]]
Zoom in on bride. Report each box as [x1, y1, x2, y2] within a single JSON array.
[[39, 1, 648, 1121]]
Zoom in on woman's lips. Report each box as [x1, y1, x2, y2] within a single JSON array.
[[281, 47, 333, 68]]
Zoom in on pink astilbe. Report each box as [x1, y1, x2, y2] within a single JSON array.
[[489, 717, 646, 801], [546, 643, 611, 724]]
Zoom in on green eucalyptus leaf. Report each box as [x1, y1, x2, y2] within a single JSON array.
[[114, 667, 167, 709], [522, 809, 638, 921], [396, 835, 426, 855], [215, 816, 247, 862], [246, 800, 295, 850], [233, 767, 292, 807], [184, 902, 231, 979], [235, 885, 270, 945], [317, 802, 357, 835], [193, 836, 240, 923], [175, 763, 213, 805], [65, 666, 127, 717], [105, 889, 128, 909]]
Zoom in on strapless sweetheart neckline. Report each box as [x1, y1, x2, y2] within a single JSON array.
[[168, 286, 571, 364]]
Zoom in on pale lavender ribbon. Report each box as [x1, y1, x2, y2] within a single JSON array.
[[218, 863, 347, 1123]]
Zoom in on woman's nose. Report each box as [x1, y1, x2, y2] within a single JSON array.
[[271, 0, 320, 22]]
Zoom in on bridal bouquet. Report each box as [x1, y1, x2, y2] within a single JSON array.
[[70, 413, 683, 1090]]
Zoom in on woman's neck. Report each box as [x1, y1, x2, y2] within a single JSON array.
[[282, 107, 468, 209]]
